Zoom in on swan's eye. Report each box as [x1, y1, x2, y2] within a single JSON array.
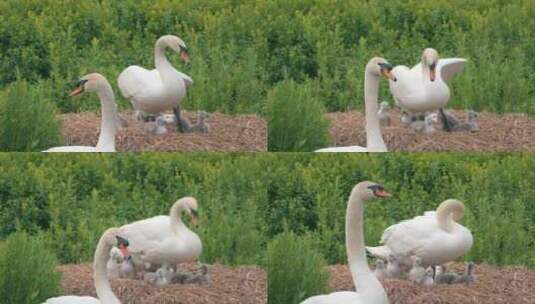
[[115, 236, 130, 247], [191, 209, 199, 217], [74, 79, 88, 87], [430, 63, 437, 69], [179, 45, 188, 53], [378, 62, 393, 71]]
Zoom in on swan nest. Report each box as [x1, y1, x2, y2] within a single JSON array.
[[330, 263, 535, 303], [59, 110, 267, 152], [58, 263, 266, 304], [327, 109, 535, 152]]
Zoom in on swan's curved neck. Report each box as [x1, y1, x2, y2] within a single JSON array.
[[346, 188, 384, 294], [364, 68, 387, 152], [436, 200, 464, 231], [169, 202, 188, 234], [154, 39, 176, 84], [95, 81, 118, 151], [94, 233, 121, 304]]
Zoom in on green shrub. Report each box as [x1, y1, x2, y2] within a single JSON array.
[[0, 232, 62, 304], [268, 232, 330, 304], [267, 80, 330, 152], [0, 80, 61, 151]]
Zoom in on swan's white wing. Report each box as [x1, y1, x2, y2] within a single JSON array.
[[176, 71, 193, 87], [412, 58, 467, 83], [315, 146, 368, 153], [301, 292, 363, 304], [120, 216, 172, 253], [43, 296, 99, 304], [117, 66, 162, 101], [43, 146, 100, 153]]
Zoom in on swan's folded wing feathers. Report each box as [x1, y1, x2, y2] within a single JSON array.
[[43, 296, 100, 304], [118, 66, 161, 100]]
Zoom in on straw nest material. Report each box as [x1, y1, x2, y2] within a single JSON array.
[[326, 110, 535, 152], [328, 263, 535, 304], [60, 110, 267, 152], [58, 263, 266, 304]]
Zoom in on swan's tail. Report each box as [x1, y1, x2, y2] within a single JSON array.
[[365, 246, 392, 260]]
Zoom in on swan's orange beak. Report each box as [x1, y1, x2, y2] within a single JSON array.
[[181, 51, 190, 64], [382, 69, 397, 82], [69, 85, 84, 97], [375, 189, 391, 198], [118, 244, 131, 259]]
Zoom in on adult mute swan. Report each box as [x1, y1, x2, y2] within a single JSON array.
[[119, 197, 202, 273], [43, 228, 130, 304], [301, 181, 391, 304], [45, 73, 120, 152], [117, 35, 193, 131], [315, 58, 396, 152], [389, 48, 466, 116], [366, 199, 473, 268]]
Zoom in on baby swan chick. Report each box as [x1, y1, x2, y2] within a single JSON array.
[[435, 265, 460, 284], [387, 254, 404, 278], [378, 101, 391, 127], [408, 256, 426, 284], [410, 113, 438, 134], [374, 259, 387, 280], [421, 267, 435, 287], [455, 262, 475, 284]]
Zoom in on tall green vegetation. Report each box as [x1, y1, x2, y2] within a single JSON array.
[[0, 0, 533, 115], [0, 80, 61, 151], [0, 232, 62, 304], [267, 80, 330, 152], [268, 232, 330, 304]]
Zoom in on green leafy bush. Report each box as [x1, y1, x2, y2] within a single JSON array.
[[268, 232, 330, 304], [0, 80, 61, 151], [1, 0, 534, 115], [0, 232, 62, 304], [267, 80, 330, 151]]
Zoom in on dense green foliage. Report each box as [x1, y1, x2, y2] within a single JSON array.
[[267, 80, 331, 152], [1, 0, 534, 115], [268, 232, 330, 304], [0, 154, 268, 265], [0, 232, 62, 304], [0, 153, 533, 270], [0, 80, 61, 152]]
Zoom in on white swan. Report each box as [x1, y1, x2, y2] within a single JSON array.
[[366, 199, 473, 268], [119, 197, 202, 273], [315, 57, 396, 152], [301, 181, 391, 304], [118, 35, 193, 130], [389, 48, 466, 115], [44, 228, 130, 304], [45, 73, 120, 152]]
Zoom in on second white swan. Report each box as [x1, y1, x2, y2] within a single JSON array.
[[301, 181, 391, 304], [315, 57, 396, 152]]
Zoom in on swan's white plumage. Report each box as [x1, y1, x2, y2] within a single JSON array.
[[119, 197, 202, 271], [315, 57, 392, 153], [117, 35, 191, 116], [44, 296, 100, 304], [300, 182, 390, 304], [390, 49, 466, 114], [367, 200, 473, 267]]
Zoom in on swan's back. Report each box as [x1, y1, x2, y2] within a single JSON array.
[[44, 146, 101, 153], [117, 66, 162, 102], [301, 292, 364, 304], [44, 296, 99, 304], [315, 146, 368, 153]]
